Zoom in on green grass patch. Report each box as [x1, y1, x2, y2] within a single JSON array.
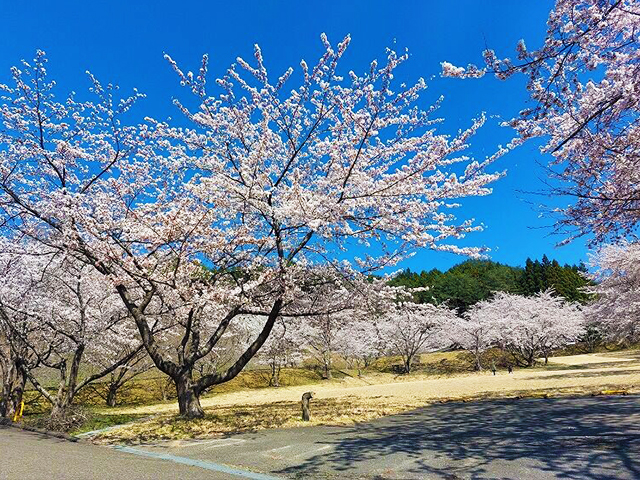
[[71, 413, 147, 435]]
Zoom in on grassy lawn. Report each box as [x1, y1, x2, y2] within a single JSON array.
[[70, 349, 640, 444], [72, 414, 148, 435]]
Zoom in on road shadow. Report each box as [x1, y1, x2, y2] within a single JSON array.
[[277, 396, 640, 479]]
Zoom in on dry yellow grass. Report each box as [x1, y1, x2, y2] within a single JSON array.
[[542, 352, 636, 365], [92, 396, 428, 444], [91, 350, 640, 443]]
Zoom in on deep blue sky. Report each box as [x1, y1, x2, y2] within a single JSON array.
[[1, 0, 588, 272]]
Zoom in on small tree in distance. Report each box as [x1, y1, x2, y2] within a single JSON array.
[[252, 317, 303, 387], [376, 302, 455, 374], [336, 319, 382, 376], [300, 313, 343, 380], [448, 310, 498, 371]]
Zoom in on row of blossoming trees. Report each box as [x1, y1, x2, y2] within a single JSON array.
[[1, 0, 639, 423], [244, 289, 588, 391]]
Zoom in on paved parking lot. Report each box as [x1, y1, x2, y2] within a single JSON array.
[[2, 395, 640, 479]]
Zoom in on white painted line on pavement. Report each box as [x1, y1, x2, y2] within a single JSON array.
[[264, 445, 292, 453], [292, 444, 332, 458], [261, 445, 292, 458], [204, 439, 246, 449], [177, 438, 246, 448]]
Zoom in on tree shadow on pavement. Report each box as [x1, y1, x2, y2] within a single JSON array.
[[277, 396, 640, 479]]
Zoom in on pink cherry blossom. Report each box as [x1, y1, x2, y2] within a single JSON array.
[[443, 1, 640, 244]]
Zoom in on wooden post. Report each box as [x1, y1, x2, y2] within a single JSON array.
[[301, 391, 314, 421]]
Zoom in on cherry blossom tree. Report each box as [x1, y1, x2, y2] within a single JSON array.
[[335, 319, 381, 376], [586, 241, 640, 344], [448, 309, 499, 371], [299, 285, 392, 378], [299, 312, 344, 380], [0, 242, 143, 419], [476, 291, 585, 367], [376, 302, 455, 373], [0, 37, 505, 418], [252, 317, 304, 387], [443, 0, 640, 244]]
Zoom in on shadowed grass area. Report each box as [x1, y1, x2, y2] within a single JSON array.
[[91, 396, 426, 444], [20, 410, 148, 435]]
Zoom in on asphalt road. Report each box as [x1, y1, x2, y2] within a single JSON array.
[[0, 426, 252, 480], [2, 395, 640, 479]]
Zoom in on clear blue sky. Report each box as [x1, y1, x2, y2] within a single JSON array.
[[1, 0, 588, 271]]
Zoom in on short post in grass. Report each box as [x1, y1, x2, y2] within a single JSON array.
[[301, 392, 314, 421]]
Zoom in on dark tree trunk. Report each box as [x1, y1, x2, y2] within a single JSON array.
[[269, 363, 280, 387], [50, 401, 69, 420], [1, 364, 26, 420], [175, 373, 204, 419], [474, 353, 483, 371], [11, 372, 26, 419], [158, 377, 170, 401], [319, 350, 332, 380], [49, 384, 76, 421], [106, 385, 118, 407], [0, 389, 8, 418], [0, 366, 15, 418], [526, 353, 536, 367], [403, 356, 412, 374], [49, 347, 84, 420]]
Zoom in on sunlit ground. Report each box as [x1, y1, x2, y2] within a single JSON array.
[[85, 350, 640, 444]]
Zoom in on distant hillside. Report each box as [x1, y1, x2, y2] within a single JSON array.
[[389, 256, 592, 313]]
